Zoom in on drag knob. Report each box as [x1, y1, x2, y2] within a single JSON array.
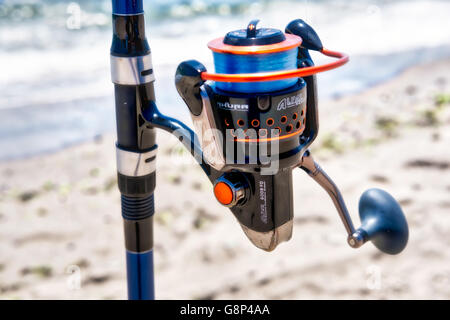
[[213, 173, 248, 207], [350, 189, 409, 255]]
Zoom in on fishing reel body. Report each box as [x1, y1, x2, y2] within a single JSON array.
[[174, 20, 408, 253], [176, 70, 312, 250], [173, 20, 325, 250]]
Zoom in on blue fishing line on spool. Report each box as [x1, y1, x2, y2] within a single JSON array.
[[212, 48, 298, 93]]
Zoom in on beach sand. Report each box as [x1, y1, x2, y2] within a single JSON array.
[[0, 58, 449, 300]]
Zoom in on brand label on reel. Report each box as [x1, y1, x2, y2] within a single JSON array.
[[217, 102, 249, 111], [276, 92, 305, 111]]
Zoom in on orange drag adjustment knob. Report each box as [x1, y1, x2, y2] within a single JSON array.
[[213, 174, 248, 207], [214, 182, 234, 206]]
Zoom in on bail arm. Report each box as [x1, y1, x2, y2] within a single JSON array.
[[201, 48, 349, 83]]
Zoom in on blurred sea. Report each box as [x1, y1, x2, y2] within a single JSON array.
[[0, 0, 449, 160]]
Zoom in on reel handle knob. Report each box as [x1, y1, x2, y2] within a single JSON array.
[[350, 189, 409, 255]]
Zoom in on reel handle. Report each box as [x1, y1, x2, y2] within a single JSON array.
[[300, 152, 408, 255]]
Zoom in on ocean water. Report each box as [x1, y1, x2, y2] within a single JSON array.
[[0, 0, 449, 160]]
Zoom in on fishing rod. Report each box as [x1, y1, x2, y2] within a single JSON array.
[[110, 0, 408, 300]]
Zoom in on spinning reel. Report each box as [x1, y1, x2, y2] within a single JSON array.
[[174, 19, 408, 253], [110, 3, 408, 298]]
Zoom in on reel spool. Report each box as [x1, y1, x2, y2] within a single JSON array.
[[208, 19, 301, 93], [204, 20, 348, 85]]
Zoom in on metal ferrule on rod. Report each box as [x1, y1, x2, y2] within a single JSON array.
[[116, 146, 157, 177], [111, 55, 155, 85], [110, 7, 154, 85]]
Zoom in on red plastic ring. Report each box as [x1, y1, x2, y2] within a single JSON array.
[[201, 48, 349, 83]]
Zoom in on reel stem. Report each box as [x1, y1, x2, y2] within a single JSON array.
[[299, 151, 365, 249]]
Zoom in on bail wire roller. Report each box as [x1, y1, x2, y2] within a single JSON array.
[[110, 1, 409, 300]]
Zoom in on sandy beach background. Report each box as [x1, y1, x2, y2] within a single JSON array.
[[1, 56, 449, 299], [1, 0, 450, 300]]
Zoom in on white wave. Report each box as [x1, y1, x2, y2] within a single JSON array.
[[1, 0, 450, 159]]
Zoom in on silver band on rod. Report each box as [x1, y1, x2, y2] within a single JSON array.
[[116, 147, 157, 177], [110, 54, 155, 85]]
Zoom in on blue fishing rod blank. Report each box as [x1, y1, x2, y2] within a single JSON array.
[[112, 0, 144, 15], [126, 250, 155, 299]]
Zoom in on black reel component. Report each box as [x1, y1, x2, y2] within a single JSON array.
[[212, 81, 308, 165], [174, 20, 321, 251], [224, 19, 286, 46], [176, 63, 318, 251]]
